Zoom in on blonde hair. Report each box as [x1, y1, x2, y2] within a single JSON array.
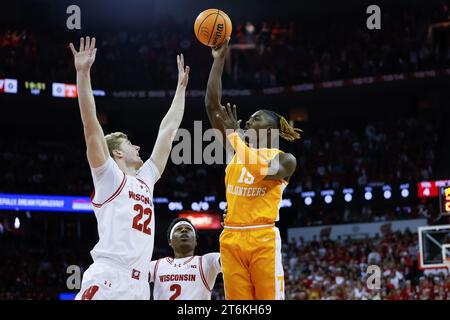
[[262, 110, 302, 142], [104, 132, 128, 157], [279, 115, 302, 141]]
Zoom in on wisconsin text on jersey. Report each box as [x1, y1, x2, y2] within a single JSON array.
[[128, 190, 151, 205], [159, 274, 196, 282]]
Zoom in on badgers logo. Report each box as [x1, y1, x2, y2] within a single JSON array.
[[212, 23, 224, 46]]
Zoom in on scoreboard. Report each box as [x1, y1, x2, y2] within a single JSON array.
[[439, 186, 450, 215], [0, 78, 105, 97]]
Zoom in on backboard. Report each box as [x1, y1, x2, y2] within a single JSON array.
[[418, 225, 450, 269]]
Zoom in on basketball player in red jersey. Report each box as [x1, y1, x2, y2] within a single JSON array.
[[69, 37, 190, 300]]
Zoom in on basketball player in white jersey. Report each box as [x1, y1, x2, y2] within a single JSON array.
[[69, 37, 190, 300], [149, 218, 221, 300]]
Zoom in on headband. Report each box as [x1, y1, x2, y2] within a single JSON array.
[[169, 221, 196, 240]]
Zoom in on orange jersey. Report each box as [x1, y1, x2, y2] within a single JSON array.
[[224, 148, 288, 227]]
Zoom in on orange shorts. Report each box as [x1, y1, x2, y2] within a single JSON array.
[[219, 226, 285, 300]]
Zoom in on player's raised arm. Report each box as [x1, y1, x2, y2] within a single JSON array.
[[69, 37, 109, 169], [205, 37, 230, 147], [149, 54, 190, 175], [218, 103, 297, 182]]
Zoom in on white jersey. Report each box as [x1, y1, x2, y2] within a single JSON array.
[[149, 253, 222, 300], [89, 156, 160, 277]]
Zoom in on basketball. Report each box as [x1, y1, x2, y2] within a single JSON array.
[[194, 9, 232, 47]]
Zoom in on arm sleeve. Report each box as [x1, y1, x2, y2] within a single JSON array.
[[227, 132, 269, 181], [136, 158, 161, 188], [90, 157, 125, 205]]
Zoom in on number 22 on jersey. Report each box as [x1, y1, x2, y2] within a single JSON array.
[[132, 204, 152, 235]]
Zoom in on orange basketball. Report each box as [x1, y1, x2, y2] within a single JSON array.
[[194, 9, 232, 47]]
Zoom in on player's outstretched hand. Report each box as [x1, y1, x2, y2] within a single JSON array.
[[69, 37, 97, 73], [216, 102, 242, 131], [212, 37, 230, 59], [177, 53, 190, 88]]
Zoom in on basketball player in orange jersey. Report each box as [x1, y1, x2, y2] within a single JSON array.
[[149, 218, 221, 300], [69, 37, 189, 299], [204, 38, 302, 300]]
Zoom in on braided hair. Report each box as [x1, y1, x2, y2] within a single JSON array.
[[261, 110, 302, 142]]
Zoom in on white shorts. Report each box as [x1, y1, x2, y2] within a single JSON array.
[[75, 261, 150, 300]]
